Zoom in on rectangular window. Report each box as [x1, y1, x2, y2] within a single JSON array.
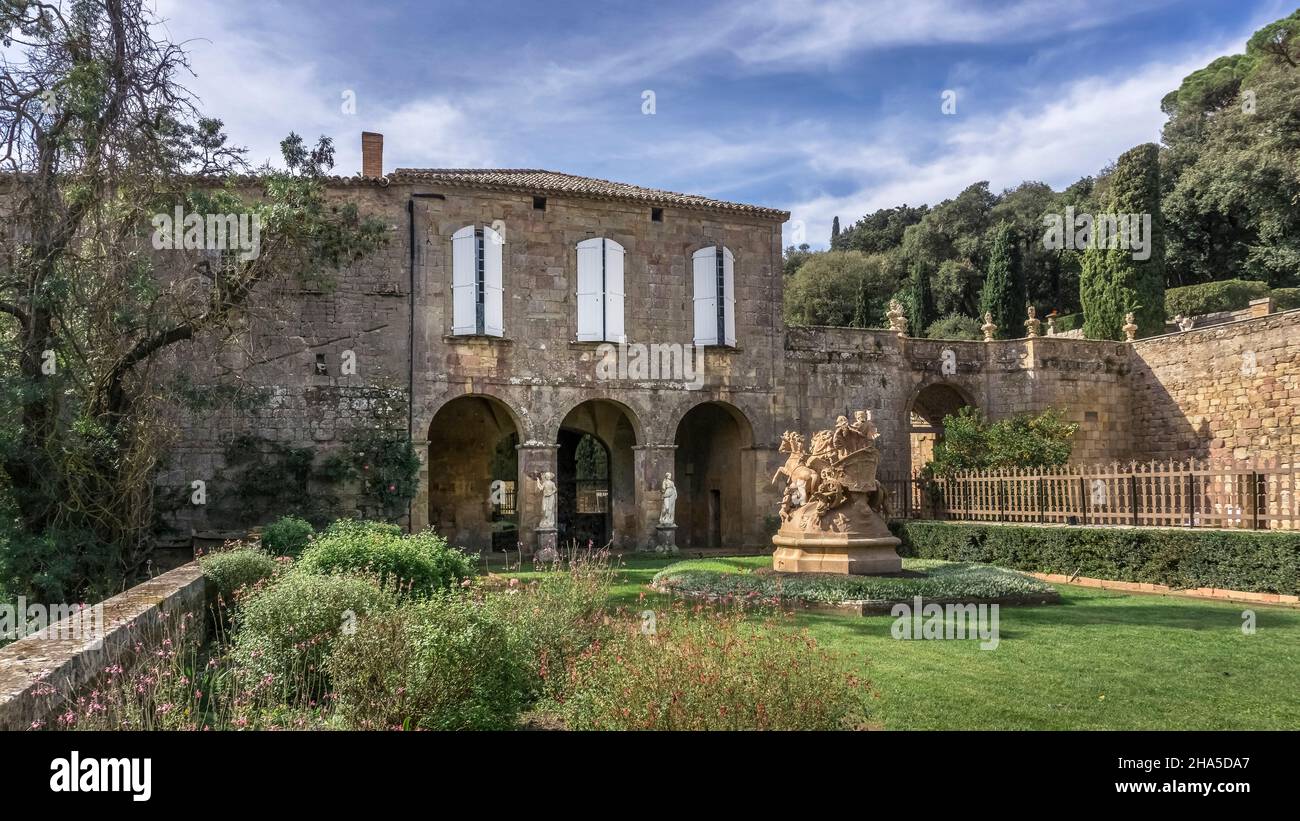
[[692, 245, 736, 346], [452, 225, 504, 337], [576, 237, 625, 342]]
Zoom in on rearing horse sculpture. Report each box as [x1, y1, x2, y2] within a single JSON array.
[[771, 431, 820, 498]]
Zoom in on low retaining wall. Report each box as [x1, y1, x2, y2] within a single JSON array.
[[0, 562, 207, 730], [1029, 572, 1300, 607]]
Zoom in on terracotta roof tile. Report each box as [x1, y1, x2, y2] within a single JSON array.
[[390, 168, 789, 220]]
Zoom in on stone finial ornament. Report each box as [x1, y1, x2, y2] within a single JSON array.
[[886, 300, 909, 337], [981, 312, 997, 342], [1024, 305, 1041, 338], [1175, 314, 1194, 332], [1046, 313, 1057, 336], [1123, 312, 1138, 342]]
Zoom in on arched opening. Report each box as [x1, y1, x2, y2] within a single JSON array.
[[673, 401, 755, 549], [909, 383, 973, 476], [557, 400, 638, 549], [427, 395, 520, 552]]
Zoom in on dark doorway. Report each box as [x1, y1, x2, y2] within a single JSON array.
[[557, 429, 610, 547]]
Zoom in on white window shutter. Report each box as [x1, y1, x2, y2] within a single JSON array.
[[692, 246, 719, 346], [451, 225, 476, 335], [603, 239, 625, 342], [575, 237, 604, 341], [722, 246, 736, 346], [482, 225, 504, 337]]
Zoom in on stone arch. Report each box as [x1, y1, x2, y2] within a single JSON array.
[[556, 398, 641, 550], [425, 393, 524, 551], [672, 400, 758, 549], [906, 380, 976, 477]]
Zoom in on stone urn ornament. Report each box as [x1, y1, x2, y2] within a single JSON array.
[[1123, 312, 1139, 342], [886, 300, 908, 338], [770, 409, 901, 575], [1024, 305, 1041, 338]]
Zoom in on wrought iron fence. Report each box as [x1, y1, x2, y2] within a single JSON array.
[[880, 458, 1299, 530]]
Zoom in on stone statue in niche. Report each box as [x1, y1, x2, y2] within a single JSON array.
[[535, 471, 557, 529], [659, 473, 677, 526]]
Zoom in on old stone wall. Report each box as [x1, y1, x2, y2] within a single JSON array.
[[1129, 310, 1300, 464], [159, 177, 1300, 551]]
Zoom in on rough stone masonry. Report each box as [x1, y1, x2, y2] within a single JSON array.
[[158, 135, 1300, 552]]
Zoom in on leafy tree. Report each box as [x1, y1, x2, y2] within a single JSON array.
[[979, 222, 1025, 338], [1161, 10, 1300, 287], [1080, 143, 1164, 339], [906, 260, 935, 334], [782, 243, 815, 278], [0, 0, 387, 600], [899, 182, 997, 315], [836, 204, 928, 255], [927, 408, 1078, 476], [784, 251, 897, 327]]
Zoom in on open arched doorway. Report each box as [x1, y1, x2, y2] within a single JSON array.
[[427, 395, 520, 552], [557, 400, 638, 549], [673, 401, 755, 549], [908, 383, 973, 477]]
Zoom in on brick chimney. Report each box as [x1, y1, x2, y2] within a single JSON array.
[[361, 131, 383, 178]]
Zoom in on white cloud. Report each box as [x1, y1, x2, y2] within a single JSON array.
[[781, 33, 1247, 248]]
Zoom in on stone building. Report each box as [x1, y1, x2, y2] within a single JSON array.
[[165, 133, 1300, 552]]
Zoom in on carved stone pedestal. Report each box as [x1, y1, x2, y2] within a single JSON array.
[[654, 525, 678, 554], [535, 528, 559, 563], [771, 535, 902, 575]]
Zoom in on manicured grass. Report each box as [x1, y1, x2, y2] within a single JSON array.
[[497, 554, 1300, 729], [652, 556, 1056, 605]]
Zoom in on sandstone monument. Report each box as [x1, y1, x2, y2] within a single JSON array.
[[770, 410, 902, 574]]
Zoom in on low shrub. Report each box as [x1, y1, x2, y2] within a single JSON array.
[[1165, 279, 1269, 318], [890, 520, 1300, 595], [652, 557, 1054, 605], [232, 572, 395, 700], [199, 547, 280, 609], [295, 519, 474, 597], [925, 312, 982, 340], [485, 552, 615, 700], [261, 516, 314, 558], [556, 610, 872, 730], [329, 593, 531, 730]]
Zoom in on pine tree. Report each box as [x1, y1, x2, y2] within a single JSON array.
[[907, 260, 934, 336], [1081, 143, 1165, 340], [979, 222, 1025, 338]]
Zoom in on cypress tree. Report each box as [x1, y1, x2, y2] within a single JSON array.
[[979, 222, 1024, 338], [1081, 143, 1165, 339], [831, 216, 840, 247], [907, 260, 934, 336]]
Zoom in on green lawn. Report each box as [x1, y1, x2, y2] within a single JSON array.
[[504, 554, 1300, 730]]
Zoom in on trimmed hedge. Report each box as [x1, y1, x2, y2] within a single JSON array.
[[1164, 279, 1268, 318], [889, 520, 1300, 595]]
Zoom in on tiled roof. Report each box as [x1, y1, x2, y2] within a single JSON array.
[[389, 168, 789, 220]]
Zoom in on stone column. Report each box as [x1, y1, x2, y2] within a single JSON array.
[[515, 442, 558, 556], [743, 445, 779, 546], [408, 437, 431, 532], [633, 444, 677, 552]]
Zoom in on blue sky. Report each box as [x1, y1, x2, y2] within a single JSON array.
[[155, 0, 1292, 248]]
